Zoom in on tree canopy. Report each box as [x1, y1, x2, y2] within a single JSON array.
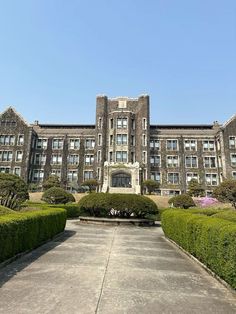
[[0, 173, 29, 209], [213, 179, 236, 209]]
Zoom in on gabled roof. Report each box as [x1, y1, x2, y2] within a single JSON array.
[[0, 106, 30, 127], [222, 114, 236, 129]]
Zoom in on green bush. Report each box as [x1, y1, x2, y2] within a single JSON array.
[[42, 187, 75, 204], [50, 204, 81, 218], [78, 193, 158, 218], [162, 209, 236, 289], [0, 208, 66, 263], [0, 205, 15, 216], [168, 194, 195, 209], [212, 210, 236, 223]]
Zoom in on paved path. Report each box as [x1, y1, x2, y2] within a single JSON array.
[[0, 221, 236, 314]]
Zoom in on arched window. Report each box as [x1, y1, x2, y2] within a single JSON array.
[[111, 172, 132, 188]]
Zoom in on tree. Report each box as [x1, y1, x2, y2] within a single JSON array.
[[0, 173, 29, 209], [142, 179, 160, 195], [168, 194, 195, 209], [187, 179, 205, 197], [213, 179, 236, 209], [43, 175, 60, 191], [81, 179, 99, 193], [42, 187, 75, 204]]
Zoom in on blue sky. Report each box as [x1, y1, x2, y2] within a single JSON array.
[[0, 0, 235, 124]]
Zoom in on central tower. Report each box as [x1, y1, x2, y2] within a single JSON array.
[[94, 95, 150, 194]]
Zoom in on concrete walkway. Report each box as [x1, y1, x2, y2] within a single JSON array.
[[0, 221, 236, 314]]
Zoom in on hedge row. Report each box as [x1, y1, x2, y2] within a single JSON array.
[[78, 193, 158, 218], [0, 208, 66, 263], [162, 210, 236, 289]]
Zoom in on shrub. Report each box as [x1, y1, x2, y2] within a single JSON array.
[[187, 179, 205, 197], [81, 179, 99, 193], [168, 194, 195, 209], [142, 179, 160, 195], [0, 173, 29, 209], [78, 193, 158, 218], [42, 175, 61, 191], [0, 205, 15, 216], [0, 208, 66, 263], [50, 204, 81, 218], [213, 179, 236, 209], [162, 210, 236, 289], [42, 187, 75, 204], [212, 210, 236, 223]]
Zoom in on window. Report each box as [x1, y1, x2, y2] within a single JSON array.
[[229, 136, 236, 149], [15, 151, 23, 162], [52, 138, 63, 149], [185, 156, 198, 168], [18, 135, 24, 146], [69, 139, 80, 150], [131, 135, 135, 146], [131, 152, 135, 163], [110, 119, 114, 129], [85, 138, 95, 149], [167, 140, 178, 151], [112, 172, 131, 188], [150, 139, 160, 150], [0, 151, 13, 161], [116, 151, 127, 163], [186, 173, 198, 183], [117, 118, 127, 129], [142, 118, 147, 130], [151, 171, 161, 183], [85, 154, 94, 165], [167, 173, 180, 184], [51, 154, 62, 165], [204, 156, 216, 168], [51, 169, 61, 178], [33, 169, 44, 182], [109, 151, 113, 162], [131, 119, 135, 130], [184, 140, 197, 151], [150, 155, 161, 167], [167, 156, 179, 168], [98, 134, 102, 146], [84, 170, 93, 180], [97, 167, 101, 180], [97, 150, 101, 162], [116, 134, 127, 145], [232, 172, 236, 180], [203, 140, 215, 151], [67, 170, 78, 182], [14, 167, 21, 176], [98, 117, 102, 128], [205, 173, 218, 186], [68, 154, 79, 165], [0, 135, 15, 146], [142, 151, 147, 164], [142, 134, 147, 146], [231, 154, 236, 167], [34, 153, 46, 165], [36, 138, 48, 149], [0, 167, 11, 173]]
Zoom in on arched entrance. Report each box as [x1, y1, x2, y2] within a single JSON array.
[[111, 172, 132, 188]]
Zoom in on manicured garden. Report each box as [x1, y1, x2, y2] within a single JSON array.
[[162, 208, 236, 289]]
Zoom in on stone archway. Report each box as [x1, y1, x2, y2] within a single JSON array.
[[111, 171, 132, 188]]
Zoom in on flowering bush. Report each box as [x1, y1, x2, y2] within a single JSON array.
[[195, 196, 219, 208]]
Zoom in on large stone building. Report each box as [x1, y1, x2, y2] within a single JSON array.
[[0, 95, 236, 195]]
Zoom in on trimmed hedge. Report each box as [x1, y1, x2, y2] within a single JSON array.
[[168, 194, 195, 209], [0, 208, 66, 263], [42, 187, 75, 204], [0, 205, 15, 216], [162, 209, 236, 289], [78, 193, 158, 218]]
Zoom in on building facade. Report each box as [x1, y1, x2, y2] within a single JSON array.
[[0, 95, 236, 195]]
